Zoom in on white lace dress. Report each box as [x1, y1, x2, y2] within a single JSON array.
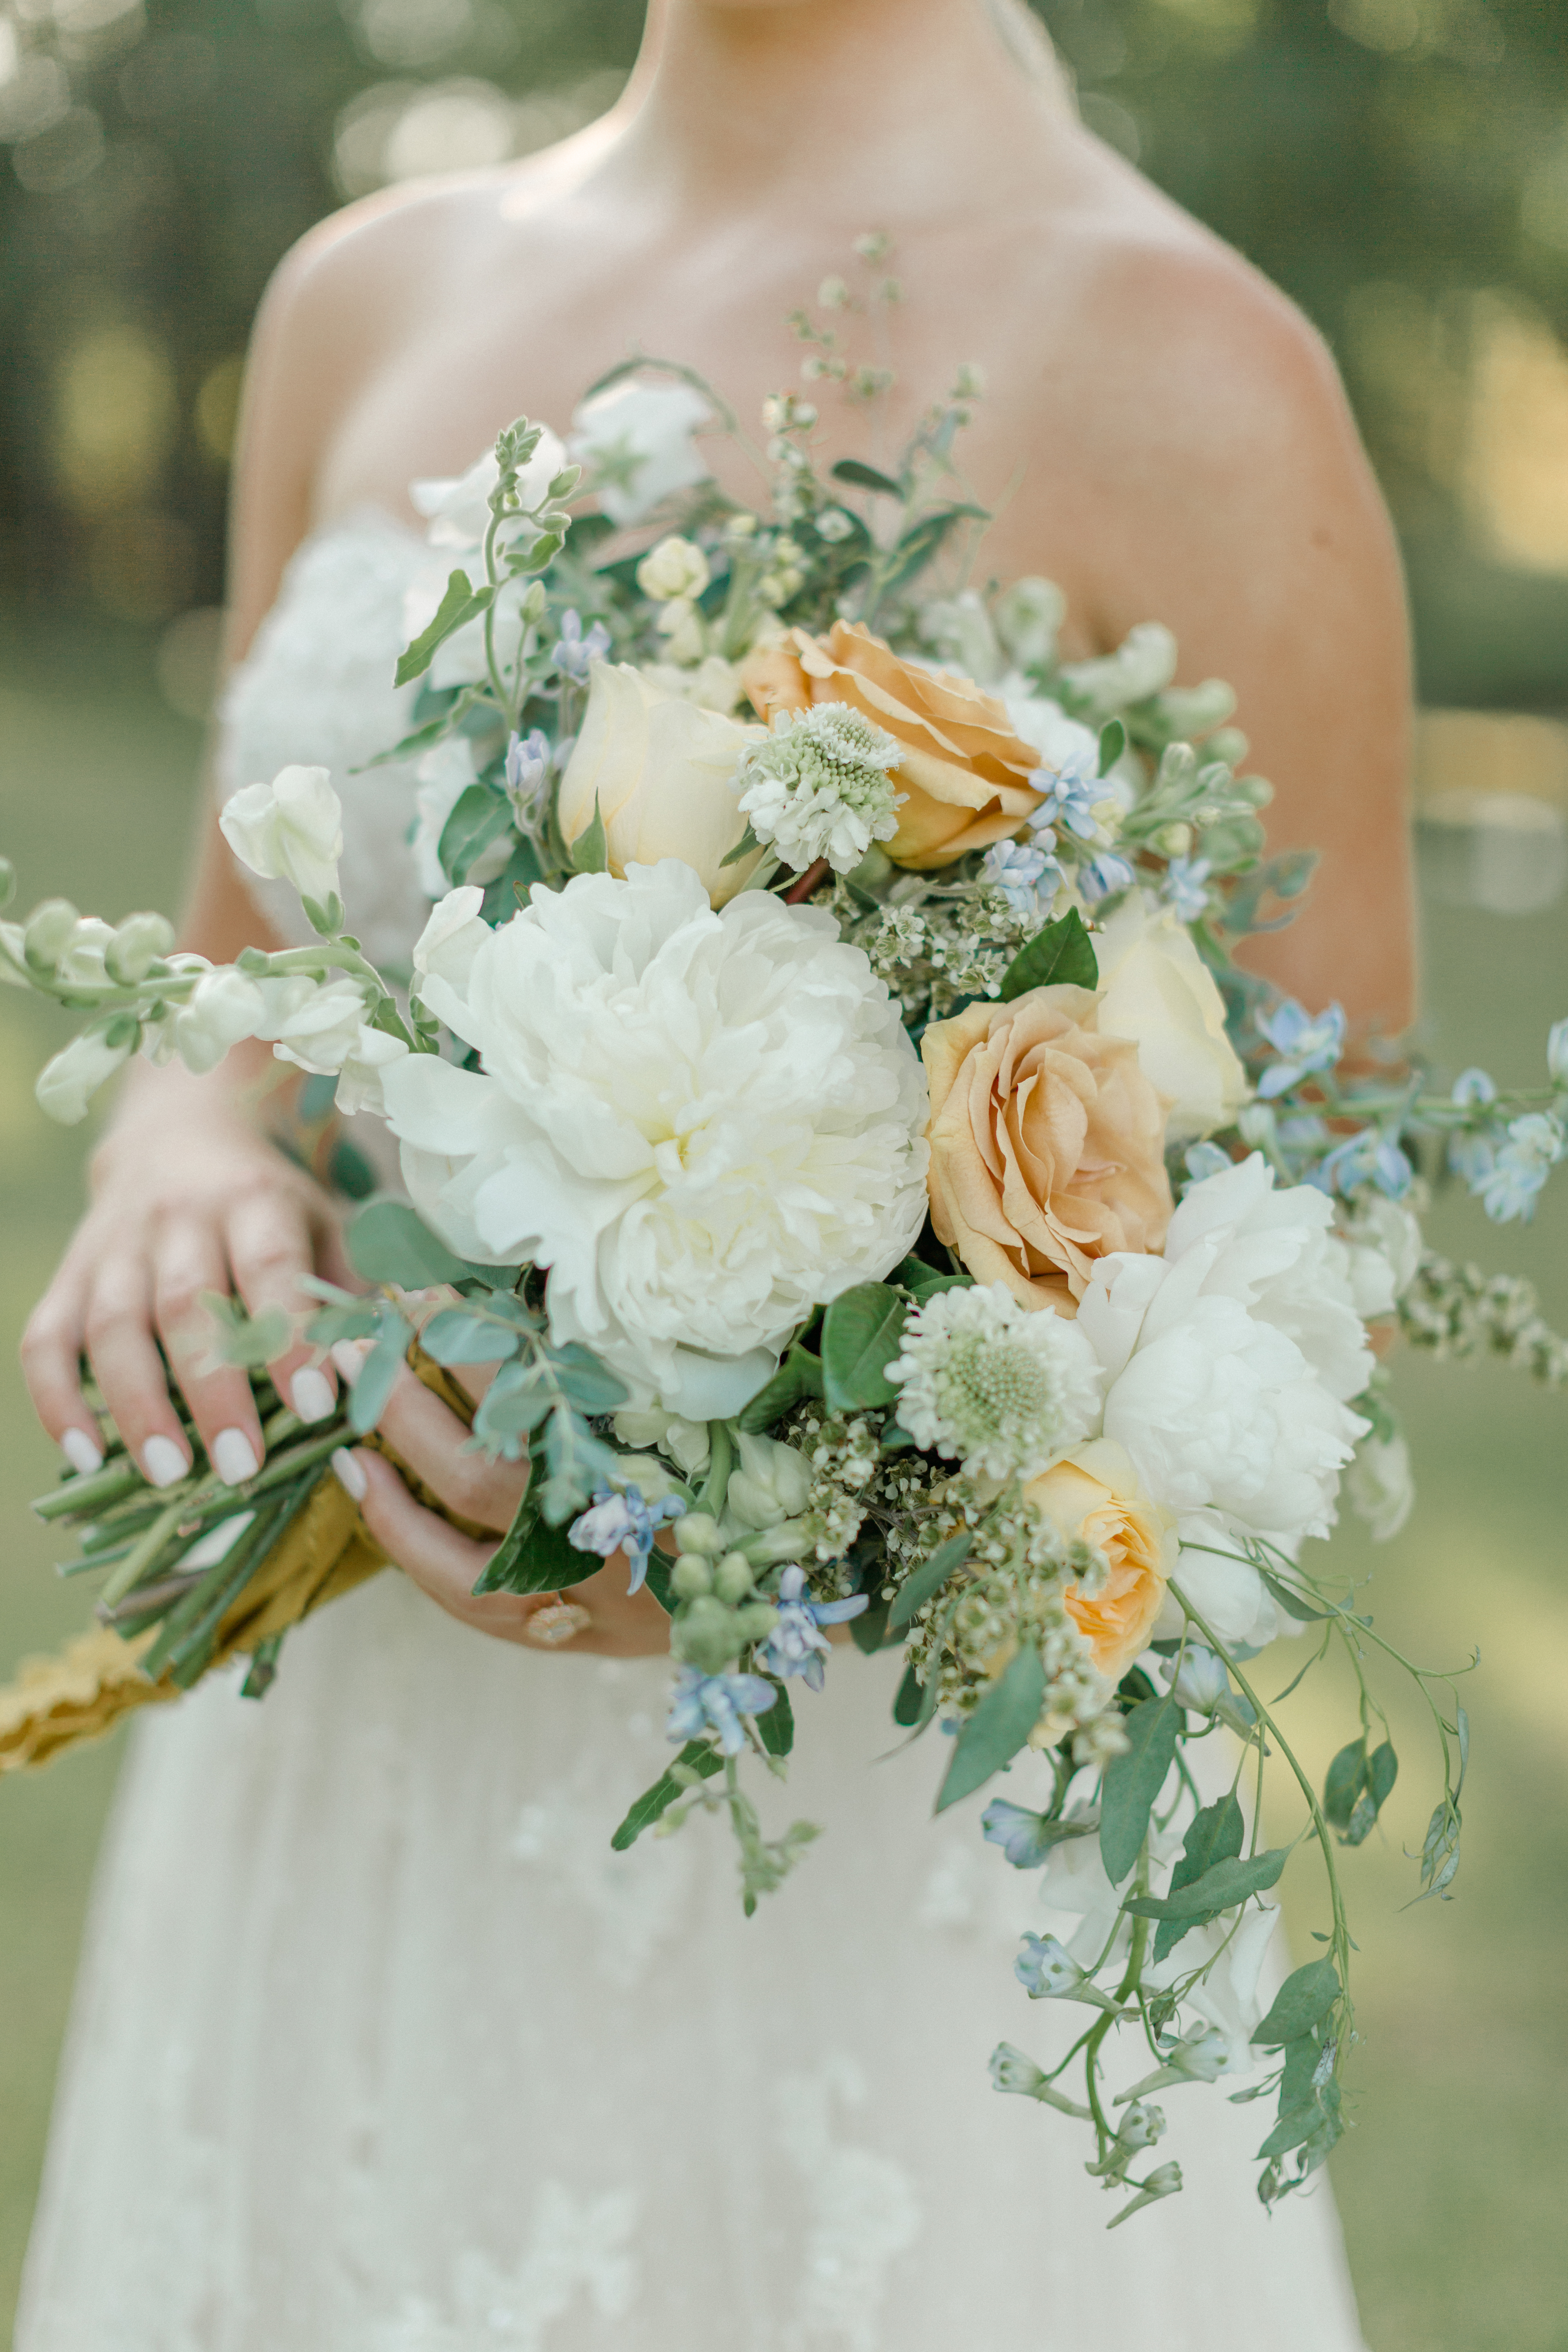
[[17, 515, 1369, 2352]]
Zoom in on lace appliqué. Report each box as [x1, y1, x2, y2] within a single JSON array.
[[775, 2058, 920, 2351], [371, 2183, 639, 2351]]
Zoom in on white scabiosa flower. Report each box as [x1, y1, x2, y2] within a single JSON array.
[[886, 1281, 1102, 1480], [733, 701, 905, 875], [380, 860, 929, 1420]]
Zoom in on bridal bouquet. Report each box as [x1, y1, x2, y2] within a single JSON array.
[[6, 293, 1567, 2221]]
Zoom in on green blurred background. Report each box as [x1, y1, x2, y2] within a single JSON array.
[[2, 0, 1567, 2344]]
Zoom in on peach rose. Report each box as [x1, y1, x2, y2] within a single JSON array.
[[922, 984, 1172, 1312], [1026, 1439, 1176, 1683], [741, 619, 1042, 868]]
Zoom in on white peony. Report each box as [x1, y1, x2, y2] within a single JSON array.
[[570, 379, 713, 528], [1347, 1430, 1414, 1541], [412, 884, 489, 1004], [1078, 1157, 1370, 1550], [1152, 1509, 1284, 1649], [380, 860, 930, 1418], [1092, 890, 1249, 1141], [219, 765, 344, 909], [556, 661, 764, 906]]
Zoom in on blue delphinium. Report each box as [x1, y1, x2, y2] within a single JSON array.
[[504, 727, 553, 829], [1079, 851, 1136, 905], [757, 1566, 867, 1692], [568, 1485, 684, 1595], [982, 835, 1061, 918], [1161, 855, 1212, 923], [981, 1797, 1063, 1869], [1255, 997, 1346, 1098], [1475, 1112, 1566, 1223], [1029, 744, 1101, 842], [550, 610, 612, 682], [665, 1665, 777, 1755], [1314, 1127, 1414, 1201]]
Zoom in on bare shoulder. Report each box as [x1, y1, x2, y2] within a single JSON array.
[[252, 169, 514, 361]]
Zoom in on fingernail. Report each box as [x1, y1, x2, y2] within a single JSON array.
[[61, 1428, 103, 1477], [331, 1446, 368, 1502], [212, 1428, 261, 1487], [142, 1434, 190, 1489], [290, 1366, 336, 1424], [330, 1340, 369, 1388]]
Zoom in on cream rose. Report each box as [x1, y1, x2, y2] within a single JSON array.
[[1092, 891, 1248, 1141], [1025, 1438, 1176, 1683], [921, 984, 1172, 1312], [741, 620, 1042, 869], [556, 662, 765, 907]]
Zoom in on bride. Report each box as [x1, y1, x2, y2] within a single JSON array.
[[17, 1, 1413, 2343]]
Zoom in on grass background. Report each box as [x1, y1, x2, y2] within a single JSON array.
[[1, 620, 1566, 2347]]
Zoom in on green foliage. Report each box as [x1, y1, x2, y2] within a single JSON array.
[[1151, 1788, 1243, 1962], [886, 1531, 971, 1633], [1324, 1735, 1400, 1845], [737, 1343, 824, 1432], [998, 909, 1098, 1002], [394, 572, 493, 689], [935, 1644, 1047, 1813], [345, 1198, 474, 1290], [610, 1742, 724, 1851], [1098, 1694, 1179, 1883], [819, 1283, 906, 1412], [1123, 1844, 1291, 1926]]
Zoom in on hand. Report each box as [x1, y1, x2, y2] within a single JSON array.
[[22, 1091, 350, 1490], [331, 1351, 672, 1658]]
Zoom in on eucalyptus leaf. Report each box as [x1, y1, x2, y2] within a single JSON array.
[[419, 1308, 521, 1367], [935, 1644, 1046, 1813], [438, 784, 515, 887], [1153, 1790, 1244, 1962], [394, 569, 494, 688], [892, 1662, 926, 1726], [998, 908, 1099, 1002], [1258, 1568, 1333, 1624], [347, 1327, 410, 1434], [1253, 1958, 1341, 2048], [610, 1743, 724, 1851], [1122, 1843, 1290, 1923], [887, 1532, 971, 1633], [547, 1343, 628, 1414], [1097, 718, 1127, 776], [820, 1283, 907, 1412], [346, 1198, 474, 1290], [830, 457, 905, 497], [1098, 1695, 1180, 1884]]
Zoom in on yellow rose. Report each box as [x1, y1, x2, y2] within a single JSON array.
[[921, 984, 1172, 1312], [1026, 1438, 1176, 1683], [557, 661, 765, 907], [1093, 891, 1249, 1142], [740, 619, 1042, 869]]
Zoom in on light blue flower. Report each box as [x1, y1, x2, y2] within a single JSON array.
[[1162, 855, 1212, 923], [981, 1799, 1062, 1869], [981, 836, 1062, 918], [1477, 1111, 1566, 1223], [1182, 1141, 1232, 1192], [1254, 997, 1345, 1098], [504, 728, 552, 827], [1450, 1067, 1497, 1109], [568, 1483, 684, 1595], [551, 610, 612, 682], [757, 1566, 867, 1692], [1029, 744, 1100, 842], [1015, 1932, 1087, 2000], [1314, 1127, 1413, 1200], [1080, 851, 1135, 905], [665, 1664, 777, 1755]]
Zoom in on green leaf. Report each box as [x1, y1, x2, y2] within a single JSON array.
[[419, 1307, 520, 1367], [1153, 1790, 1244, 1962], [198, 1291, 294, 1370], [1323, 1739, 1367, 1832], [346, 1198, 474, 1290], [877, 505, 989, 599], [892, 1662, 930, 1726], [935, 1645, 1046, 1813], [830, 457, 905, 497], [850, 1595, 891, 1655], [1098, 1695, 1180, 1884], [887, 1532, 971, 1633], [438, 784, 514, 887], [998, 907, 1099, 1002], [759, 1681, 795, 1757], [1097, 719, 1126, 776], [546, 1343, 628, 1415], [1258, 2094, 1338, 2161], [470, 1495, 584, 1596], [736, 1342, 824, 1433], [820, 1283, 907, 1412], [394, 569, 494, 688], [569, 794, 608, 875], [1260, 1568, 1333, 1624], [720, 823, 761, 869], [354, 690, 483, 771], [1122, 1843, 1290, 1924], [610, 1743, 724, 1850], [892, 1256, 973, 1303], [1253, 1958, 1342, 2048], [347, 1325, 410, 1434]]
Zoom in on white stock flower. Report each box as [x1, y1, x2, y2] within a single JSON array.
[[380, 860, 930, 1419], [1347, 1430, 1414, 1541], [1091, 890, 1249, 1141], [556, 661, 764, 907], [1078, 1156, 1370, 1550], [250, 976, 370, 1074], [888, 1281, 1102, 1480], [409, 430, 568, 553], [570, 378, 713, 528], [35, 1027, 136, 1125], [220, 766, 344, 908]]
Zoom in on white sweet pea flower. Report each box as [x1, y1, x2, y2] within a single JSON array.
[[570, 379, 713, 528], [1144, 1902, 1281, 2074], [409, 430, 568, 553], [169, 965, 267, 1075], [34, 1026, 136, 1125], [219, 765, 344, 908], [380, 860, 929, 1419], [261, 976, 377, 1075], [1091, 890, 1250, 1142]]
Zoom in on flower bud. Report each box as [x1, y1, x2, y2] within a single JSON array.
[[1163, 1644, 1231, 1715], [1152, 821, 1193, 858], [714, 1552, 755, 1604], [105, 911, 176, 984], [24, 898, 81, 972], [671, 1554, 713, 1599], [635, 535, 710, 604], [673, 1512, 726, 1557], [1117, 2100, 1166, 2151]]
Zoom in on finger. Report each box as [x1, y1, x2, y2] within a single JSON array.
[[151, 1220, 266, 1488], [350, 1355, 526, 1532], [225, 1188, 337, 1428], [82, 1258, 195, 1489], [19, 1265, 108, 1474], [336, 1448, 547, 1640]]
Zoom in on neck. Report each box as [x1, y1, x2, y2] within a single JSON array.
[[601, 0, 1062, 224]]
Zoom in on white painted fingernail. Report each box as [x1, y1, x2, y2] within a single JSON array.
[[142, 1434, 190, 1489], [61, 1428, 103, 1477], [330, 1340, 368, 1387], [290, 1366, 336, 1424], [212, 1428, 261, 1487], [331, 1447, 367, 1502]]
